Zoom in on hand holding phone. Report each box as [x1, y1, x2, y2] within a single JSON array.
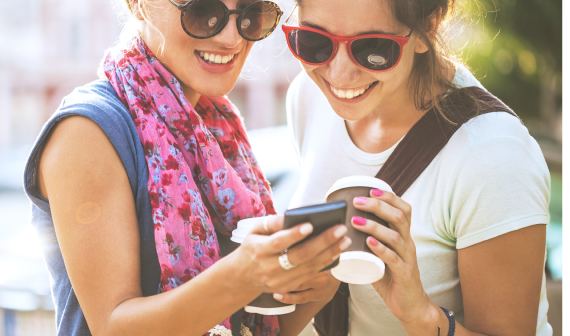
[[283, 201, 347, 271]]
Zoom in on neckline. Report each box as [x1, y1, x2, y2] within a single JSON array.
[[335, 116, 403, 166]]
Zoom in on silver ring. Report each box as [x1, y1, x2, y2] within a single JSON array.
[[263, 216, 270, 234], [279, 253, 296, 270]]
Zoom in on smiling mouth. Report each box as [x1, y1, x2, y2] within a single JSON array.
[[197, 51, 237, 65], [329, 81, 378, 99]]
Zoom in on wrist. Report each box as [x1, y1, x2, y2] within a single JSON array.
[[401, 300, 448, 336], [323, 276, 341, 302], [223, 247, 263, 299]]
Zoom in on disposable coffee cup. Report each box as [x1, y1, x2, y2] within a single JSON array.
[[325, 176, 393, 285], [231, 217, 296, 315]]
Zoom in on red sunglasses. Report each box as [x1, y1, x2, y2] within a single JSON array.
[[282, 24, 412, 71]]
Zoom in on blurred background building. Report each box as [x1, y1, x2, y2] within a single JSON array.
[[0, 0, 301, 152], [0, 0, 562, 335]]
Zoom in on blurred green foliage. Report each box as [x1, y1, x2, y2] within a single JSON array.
[[458, 0, 562, 121]]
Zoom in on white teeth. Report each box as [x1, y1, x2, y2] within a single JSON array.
[[330, 83, 373, 99], [199, 52, 236, 64]]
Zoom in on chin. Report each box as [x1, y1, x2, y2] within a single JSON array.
[[322, 94, 372, 121], [329, 103, 369, 121], [194, 81, 236, 98], [201, 87, 234, 98]]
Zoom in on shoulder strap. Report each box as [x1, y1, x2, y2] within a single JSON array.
[[313, 87, 518, 336], [377, 87, 518, 196]]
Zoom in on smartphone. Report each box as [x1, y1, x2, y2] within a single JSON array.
[[284, 201, 347, 271]]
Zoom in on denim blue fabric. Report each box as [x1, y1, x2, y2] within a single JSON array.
[[23, 80, 161, 335]]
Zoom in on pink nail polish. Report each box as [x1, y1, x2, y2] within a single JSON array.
[[371, 189, 383, 197], [354, 197, 368, 205], [367, 236, 379, 246], [352, 216, 367, 226]]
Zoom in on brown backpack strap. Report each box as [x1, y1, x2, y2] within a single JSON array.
[[377, 87, 518, 196], [313, 87, 518, 336]]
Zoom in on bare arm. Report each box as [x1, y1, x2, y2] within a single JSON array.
[[404, 224, 546, 336], [456, 224, 545, 335], [39, 116, 348, 336], [351, 190, 546, 336], [398, 225, 546, 336]]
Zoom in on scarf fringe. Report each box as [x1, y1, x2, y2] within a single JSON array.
[[208, 323, 253, 336]]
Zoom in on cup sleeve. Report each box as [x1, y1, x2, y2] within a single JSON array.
[[444, 136, 550, 249]]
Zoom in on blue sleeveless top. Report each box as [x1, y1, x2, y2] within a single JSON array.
[[23, 80, 161, 335]]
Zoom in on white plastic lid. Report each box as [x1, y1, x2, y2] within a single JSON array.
[[244, 303, 296, 315], [325, 176, 393, 201], [230, 217, 259, 244], [331, 251, 385, 284]]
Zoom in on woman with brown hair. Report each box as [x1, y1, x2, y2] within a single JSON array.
[[23, 0, 351, 335], [281, 0, 552, 334]]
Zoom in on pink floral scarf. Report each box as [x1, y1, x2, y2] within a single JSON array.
[[103, 37, 279, 335]]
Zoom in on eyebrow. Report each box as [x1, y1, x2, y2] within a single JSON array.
[[299, 20, 399, 36]]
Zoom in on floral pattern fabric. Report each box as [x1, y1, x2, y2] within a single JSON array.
[[103, 37, 279, 335]]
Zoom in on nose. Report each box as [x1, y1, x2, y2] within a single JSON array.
[[211, 13, 243, 49], [326, 42, 361, 86]]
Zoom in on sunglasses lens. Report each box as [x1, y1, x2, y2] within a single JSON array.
[[240, 1, 280, 41], [351, 38, 400, 70], [183, 0, 225, 38], [287, 29, 334, 64]]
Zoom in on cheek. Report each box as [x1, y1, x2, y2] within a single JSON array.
[[370, 45, 417, 88], [400, 40, 419, 68], [301, 63, 319, 74], [239, 42, 256, 65], [146, 16, 193, 63], [301, 64, 325, 87]]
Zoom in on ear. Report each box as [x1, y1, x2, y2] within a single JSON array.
[[414, 7, 442, 54]]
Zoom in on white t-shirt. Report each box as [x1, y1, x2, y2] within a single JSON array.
[[286, 64, 552, 336]]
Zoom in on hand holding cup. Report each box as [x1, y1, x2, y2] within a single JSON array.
[[350, 184, 430, 324]]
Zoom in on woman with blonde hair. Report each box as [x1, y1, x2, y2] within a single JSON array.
[[23, 0, 350, 335]]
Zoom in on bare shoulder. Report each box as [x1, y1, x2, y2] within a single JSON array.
[[38, 115, 142, 334], [38, 115, 126, 201]]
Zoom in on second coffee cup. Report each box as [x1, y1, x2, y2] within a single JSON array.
[[231, 217, 296, 315], [325, 176, 393, 285]]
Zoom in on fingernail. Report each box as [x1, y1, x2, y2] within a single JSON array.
[[300, 224, 313, 235], [340, 237, 352, 250], [332, 254, 340, 261], [334, 225, 348, 238], [273, 293, 284, 300], [354, 197, 368, 205], [352, 216, 367, 226], [371, 189, 384, 197], [367, 236, 379, 246]]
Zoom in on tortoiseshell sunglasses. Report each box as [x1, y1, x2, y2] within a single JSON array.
[[168, 0, 283, 41]]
